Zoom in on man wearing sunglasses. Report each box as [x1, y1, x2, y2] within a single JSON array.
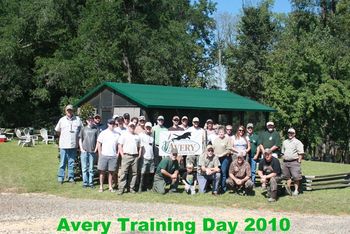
[[96, 118, 120, 192]]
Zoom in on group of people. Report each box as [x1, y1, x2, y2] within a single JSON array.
[[55, 104, 305, 202]]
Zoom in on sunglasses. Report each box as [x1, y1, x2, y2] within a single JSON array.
[[208, 149, 214, 152], [238, 129, 244, 132], [108, 122, 115, 125], [173, 119, 179, 121]]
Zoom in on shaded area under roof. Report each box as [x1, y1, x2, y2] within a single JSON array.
[[76, 82, 276, 112]]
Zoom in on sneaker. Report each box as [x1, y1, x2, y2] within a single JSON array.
[[82, 185, 89, 189], [268, 198, 276, 202], [109, 188, 116, 193], [169, 188, 177, 193], [130, 189, 137, 194], [292, 190, 299, 196], [212, 191, 218, 196], [285, 186, 292, 196], [117, 190, 123, 195], [68, 179, 76, 184]]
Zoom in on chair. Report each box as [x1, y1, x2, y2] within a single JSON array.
[[40, 128, 55, 144], [15, 128, 33, 147]]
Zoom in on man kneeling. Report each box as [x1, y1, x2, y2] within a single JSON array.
[[257, 148, 282, 202], [197, 145, 221, 195], [226, 152, 254, 195], [153, 148, 179, 194]]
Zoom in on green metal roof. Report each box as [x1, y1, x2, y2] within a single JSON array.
[[76, 82, 276, 112]]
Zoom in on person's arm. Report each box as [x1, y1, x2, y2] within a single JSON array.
[[96, 141, 102, 156], [118, 144, 124, 157], [79, 138, 85, 152], [160, 169, 173, 179], [254, 146, 260, 160], [265, 172, 277, 179], [246, 140, 251, 154], [297, 141, 305, 163]]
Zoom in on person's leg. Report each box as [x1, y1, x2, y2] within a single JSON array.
[[282, 162, 292, 195], [129, 156, 139, 192], [108, 171, 114, 191], [57, 149, 68, 182], [88, 152, 96, 187], [184, 184, 190, 194], [219, 156, 229, 193], [152, 174, 166, 194], [80, 152, 89, 186], [190, 185, 196, 195], [250, 157, 257, 184], [269, 177, 278, 201], [197, 173, 207, 193], [67, 149, 77, 181], [225, 177, 235, 192], [118, 154, 132, 194], [244, 179, 254, 194], [170, 177, 179, 191], [99, 171, 105, 191], [290, 161, 302, 195], [213, 173, 221, 194]]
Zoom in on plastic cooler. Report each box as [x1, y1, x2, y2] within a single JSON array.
[[0, 135, 6, 143]]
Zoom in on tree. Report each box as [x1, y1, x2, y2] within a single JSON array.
[[224, 0, 276, 100]]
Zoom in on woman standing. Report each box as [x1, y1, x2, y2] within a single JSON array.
[[231, 125, 251, 160]]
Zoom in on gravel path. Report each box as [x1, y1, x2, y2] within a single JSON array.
[[0, 193, 349, 234]]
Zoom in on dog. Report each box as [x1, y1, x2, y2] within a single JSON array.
[[171, 132, 191, 141]]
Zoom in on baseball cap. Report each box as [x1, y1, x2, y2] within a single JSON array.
[[173, 116, 180, 121], [288, 128, 296, 134], [157, 115, 164, 120], [128, 122, 136, 127], [113, 114, 119, 119], [139, 116, 145, 121], [107, 118, 115, 124], [247, 123, 254, 128], [206, 119, 213, 123], [266, 121, 274, 126], [181, 116, 188, 120], [65, 104, 74, 111], [145, 122, 152, 128], [192, 117, 199, 122], [206, 145, 214, 150], [237, 151, 245, 158], [123, 113, 130, 119], [171, 148, 178, 155], [264, 148, 272, 155], [94, 114, 101, 118]]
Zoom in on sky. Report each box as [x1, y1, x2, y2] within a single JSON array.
[[214, 0, 292, 15]]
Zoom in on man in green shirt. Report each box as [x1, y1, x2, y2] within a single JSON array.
[[152, 115, 168, 166], [258, 121, 281, 159], [153, 148, 179, 194], [246, 123, 259, 184]]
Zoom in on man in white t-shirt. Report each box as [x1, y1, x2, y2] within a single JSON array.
[[117, 122, 141, 195], [55, 104, 83, 184], [186, 117, 206, 167], [138, 122, 155, 192], [96, 118, 120, 193]]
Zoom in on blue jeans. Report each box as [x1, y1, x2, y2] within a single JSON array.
[[250, 157, 258, 184], [219, 156, 231, 192], [197, 173, 221, 193], [81, 152, 96, 186], [58, 148, 77, 182]]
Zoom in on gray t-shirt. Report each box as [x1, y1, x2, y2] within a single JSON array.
[[79, 125, 98, 152]]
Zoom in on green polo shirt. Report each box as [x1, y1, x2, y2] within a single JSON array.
[[259, 130, 281, 151], [156, 156, 179, 178], [247, 133, 259, 156]]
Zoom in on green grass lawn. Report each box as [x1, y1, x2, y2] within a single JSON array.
[[1, 141, 350, 215]]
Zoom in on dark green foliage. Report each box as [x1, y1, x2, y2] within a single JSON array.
[[0, 0, 216, 127]]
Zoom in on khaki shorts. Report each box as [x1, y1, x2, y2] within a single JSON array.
[[97, 155, 117, 172], [282, 160, 302, 180]]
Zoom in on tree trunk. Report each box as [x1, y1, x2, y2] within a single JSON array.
[[123, 52, 132, 83]]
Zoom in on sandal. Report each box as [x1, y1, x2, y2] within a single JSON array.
[[98, 188, 103, 193], [109, 188, 116, 193]]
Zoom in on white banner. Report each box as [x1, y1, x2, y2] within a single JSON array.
[[159, 131, 203, 156]]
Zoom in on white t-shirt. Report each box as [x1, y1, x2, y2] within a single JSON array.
[[55, 115, 83, 149], [139, 132, 154, 160], [97, 129, 120, 156], [119, 132, 140, 155], [115, 126, 127, 135]]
